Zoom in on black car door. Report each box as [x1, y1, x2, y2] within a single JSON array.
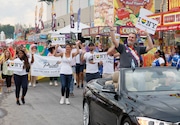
[[91, 91, 119, 125]]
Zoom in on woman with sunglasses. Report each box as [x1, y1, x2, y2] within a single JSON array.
[[152, 50, 166, 67]]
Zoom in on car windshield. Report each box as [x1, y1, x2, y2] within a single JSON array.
[[125, 68, 180, 92]]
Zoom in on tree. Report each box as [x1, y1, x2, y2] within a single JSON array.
[[0, 25, 14, 39]]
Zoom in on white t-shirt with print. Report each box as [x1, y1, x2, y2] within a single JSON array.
[[84, 52, 98, 73], [103, 55, 114, 74]]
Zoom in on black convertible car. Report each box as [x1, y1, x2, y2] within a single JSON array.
[[83, 67, 180, 125]]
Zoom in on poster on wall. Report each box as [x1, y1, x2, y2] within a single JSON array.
[[94, 0, 114, 26], [114, 0, 155, 27]]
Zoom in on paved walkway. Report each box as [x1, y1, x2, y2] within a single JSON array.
[[0, 82, 84, 125]]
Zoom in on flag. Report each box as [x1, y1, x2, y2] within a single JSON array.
[[70, 0, 74, 28], [77, 8, 81, 30]]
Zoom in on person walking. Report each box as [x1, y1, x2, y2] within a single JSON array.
[[55, 41, 79, 105], [0, 50, 14, 93], [28, 44, 38, 87], [81, 42, 102, 83], [14, 50, 34, 105], [108, 23, 154, 68], [47, 45, 58, 86]]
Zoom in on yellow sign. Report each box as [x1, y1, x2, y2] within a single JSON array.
[[168, 0, 180, 11]]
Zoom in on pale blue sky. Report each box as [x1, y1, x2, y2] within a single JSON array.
[[0, 0, 46, 26]]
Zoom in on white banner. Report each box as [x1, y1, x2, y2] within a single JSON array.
[[136, 8, 158, 35], [7, 59, 23, 71], [31, 55, 61, 77], [93, 52, 107, 62], [51, 34, 66, 45]]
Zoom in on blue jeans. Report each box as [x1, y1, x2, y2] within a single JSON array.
[[60, 74, 72, 98]]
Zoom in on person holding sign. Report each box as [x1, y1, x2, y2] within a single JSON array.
[[54, 41, 80, 105], [108, 22, 154, 68], [13, 50, 34, 105], [0, 50, 15, 93], [81, 42, 102, 83]]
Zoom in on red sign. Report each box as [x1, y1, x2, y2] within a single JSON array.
[[163, 12, 180, 25], [148, 15, 162, 26], [121, 0, 150, 6], [164, 15, 175, 24]]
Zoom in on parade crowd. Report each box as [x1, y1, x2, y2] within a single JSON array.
[[0, 26, 180, 106]]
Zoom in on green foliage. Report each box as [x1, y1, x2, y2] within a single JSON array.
[[0, 25, 14, 39]]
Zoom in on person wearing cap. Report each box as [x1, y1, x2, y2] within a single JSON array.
[[108, 22, 154, 68], [81, 42, 102, 83], [152, 50, 166, 67]]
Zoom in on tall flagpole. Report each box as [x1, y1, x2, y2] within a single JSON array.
[[52, 0, 57, 31]]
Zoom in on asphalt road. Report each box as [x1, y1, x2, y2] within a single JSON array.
[[0, 81, 83, 125]]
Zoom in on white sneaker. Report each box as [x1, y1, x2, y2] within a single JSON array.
[[49, 82, 53, 86], [60, 96, 65, 104], [54, 81, 58, 86], [28, 82, 32, 87], [65, 98, 70, 105], [33, 84, 36, 87]]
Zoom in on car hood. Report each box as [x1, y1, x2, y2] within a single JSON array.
[[127, 92, 180, 122]]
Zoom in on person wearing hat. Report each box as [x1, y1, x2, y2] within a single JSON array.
[[47, 45, 58, 86], [81, 42, 102, 83]]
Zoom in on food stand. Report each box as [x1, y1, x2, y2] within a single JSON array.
[[82, 26, 118, 50], [148, 7, 180, 53]]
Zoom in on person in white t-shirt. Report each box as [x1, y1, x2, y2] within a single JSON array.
[[54, 41, 79, 105], [75, 43, 86, 88], [152, 50, 166, 67], [14, 50, 34, 105], [47, 45, 58, 86], [81, 42, 102, 83]]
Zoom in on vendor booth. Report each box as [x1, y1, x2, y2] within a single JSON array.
[[148, 7, 180, 53]]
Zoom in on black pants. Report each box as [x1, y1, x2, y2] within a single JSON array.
[[86, 72, 100, 83], [14, 74, 28, 99], [4, 75, 12, 88], [50, 77, 58, 81]]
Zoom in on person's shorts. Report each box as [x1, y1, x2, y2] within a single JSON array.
[[76, 64, 84, 74], [86, 72, 100, 83], [72, 66, 76, 73]]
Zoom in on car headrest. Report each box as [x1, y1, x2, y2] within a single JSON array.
[[112, 71, 119, 83]]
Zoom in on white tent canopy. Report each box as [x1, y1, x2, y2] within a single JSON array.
[[56, 22, 90, 34]]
